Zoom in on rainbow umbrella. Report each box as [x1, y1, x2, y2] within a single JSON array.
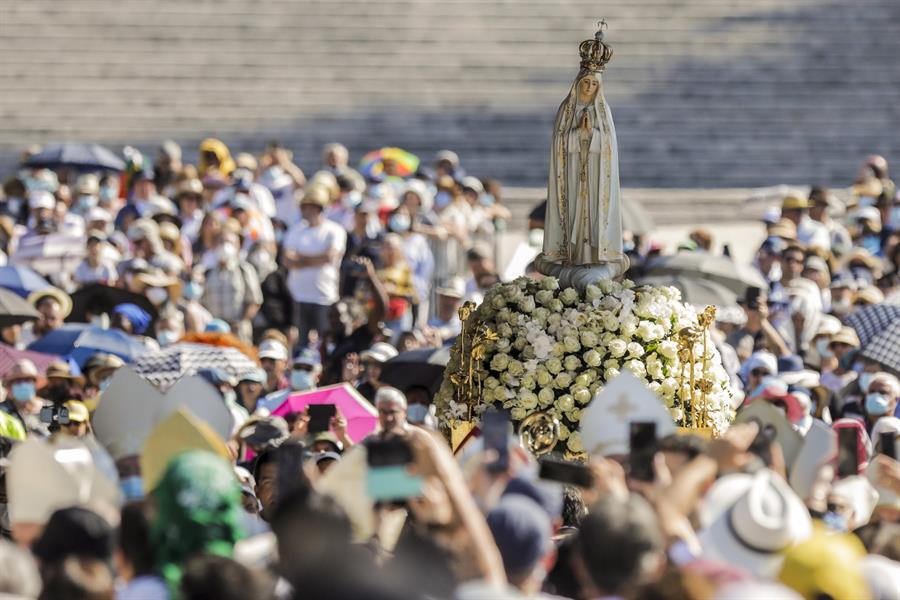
[[359, 147, 420, 179], [271, 383, 378, 443]]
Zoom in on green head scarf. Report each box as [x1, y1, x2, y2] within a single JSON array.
[[151, 450, 244, 594]]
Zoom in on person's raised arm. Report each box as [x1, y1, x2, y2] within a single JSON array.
[[357, 257, 388, 333]]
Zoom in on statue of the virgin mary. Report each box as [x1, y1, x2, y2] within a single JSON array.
[[537, 24, 628, 283]]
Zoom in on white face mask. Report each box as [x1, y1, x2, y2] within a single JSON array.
[[145, 287, 168, 306]]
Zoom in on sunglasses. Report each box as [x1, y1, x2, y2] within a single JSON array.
[[750, 369, 770, 377]]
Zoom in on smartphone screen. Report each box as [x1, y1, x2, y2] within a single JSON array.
[[481, 410, 511, 472], [538, 459, 594, 488], [307, 404, 336, 434], [366, 438, 422, 502], [837, 428, 859, 478], [745, 286, 762, 309], [629, 421, 657, 482], [40, 406, 54, 424], [880, 432, 897, 461]]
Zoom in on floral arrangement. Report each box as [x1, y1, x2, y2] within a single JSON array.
[[435, 277, 734, 455]]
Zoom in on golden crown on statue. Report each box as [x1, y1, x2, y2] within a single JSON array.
[[579, 20, 614, 72]]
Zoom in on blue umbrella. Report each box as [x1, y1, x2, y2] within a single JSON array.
[[23, 142, 125, 172], [0, 265, 51, 298], [27, 323, 148, 367]]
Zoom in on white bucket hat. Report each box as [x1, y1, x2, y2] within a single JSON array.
[[698, 469, 812, 578]]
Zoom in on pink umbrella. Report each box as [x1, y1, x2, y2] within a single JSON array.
[[272, 383, 378, 443]]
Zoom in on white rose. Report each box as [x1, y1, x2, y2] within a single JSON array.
[[621, 316, 639, 337], [490, 353, 510, 371], [625, 359, 646, 379], [636, 321, 659, 342], [608, 339, 627, 358], [533, 307, 550, 324], [548, 299, 564, 313], [492, 387, 510, 403], [483, 377, 500, 390], [580, 331, 599, 349], [520, 374, 536, 390], [536, 290, 554, 306], [497, 323, 513, 338], [545, 358, 563, 375], [563, 336, 581, 354], [556, 394, 575, 412], [518, 296, 536, 314], [491, 295, 506, 310], [511, 407, 527, 421], [557, 423, 570, 440], [585, 284, 603, 301], [573, 387, 592, 405], [520, 391, 539, 410], [507, 360, 525, 377], [583, 349, 603, 367], [554, 372, 573, 389], [661, 377, 679, 397], [604, 367, 620, 381], [550, 342, 566, 359], [536, 368, 553, 387], [566, 432, 584, 454], [547, 313, 562, 329], [658, 340, 678, 360], [626, 342, 644, 358], [575, 373, 593, 388], [541, 277, 560, 291], [567, 408, 582, 422], [560, 287, 579, 306], [537, 387, 555, 407], [564, 355, 582, 371]]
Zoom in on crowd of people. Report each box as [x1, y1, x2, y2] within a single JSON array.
[[0, 140, 897, 599]]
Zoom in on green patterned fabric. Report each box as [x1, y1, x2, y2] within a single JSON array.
[[150, 450, 244, 595]]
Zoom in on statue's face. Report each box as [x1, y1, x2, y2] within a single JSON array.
[[576, 75, 599, 103]]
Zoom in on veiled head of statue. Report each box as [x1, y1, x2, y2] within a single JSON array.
[[576, 74, 600, 104]]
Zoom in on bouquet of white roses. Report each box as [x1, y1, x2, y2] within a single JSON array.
[[435, 277, 733, 455]]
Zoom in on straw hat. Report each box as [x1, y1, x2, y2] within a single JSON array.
[[698, 469, 812, 578], [767, 218, 797, 241], [27, 287, 72, 318], [298, 185, 330, 208], [781, 195, 811, 211], [45, 360, 85, 386], [3, 359, 39, 384]]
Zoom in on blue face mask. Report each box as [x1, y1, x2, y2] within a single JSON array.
[[407, 403, 429, 423], [823, 510, 848, 532], [98, 378, 111, 393], [10, 382, 35, 403], [434, 191, 451, 210], [157, 329, 179, 347], [76, 195, 97, 212], [291, 369, 315, 391], [120, 476, 144, 500], [389, 214, 411, 233], [865, 392, 891, 416], [183, 281, 203, 301], [479, 193, 495, 207], [343, 191, 362, 209], [99, 186, 117, 202]]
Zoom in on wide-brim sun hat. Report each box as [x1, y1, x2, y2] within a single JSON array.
[[698, 469, 812, 578]]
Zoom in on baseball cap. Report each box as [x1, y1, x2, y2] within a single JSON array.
[[28, 190, 56, 211], [258, 339, 288, 362], [359, 342, 398, 364], [293, 348, 321, 368]]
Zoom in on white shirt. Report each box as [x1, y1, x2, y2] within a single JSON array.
[[283, 219, 346, 305], [797, 216, 831, 250], [73, 259, 117, 285]]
